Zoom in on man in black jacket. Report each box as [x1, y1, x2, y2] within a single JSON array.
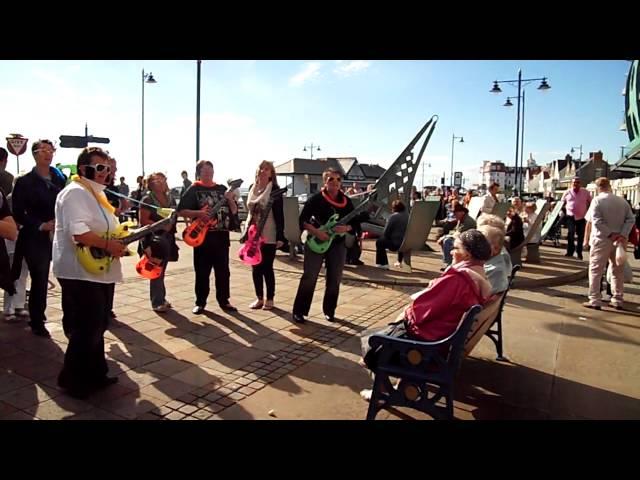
[[12, 139, 66, 337]]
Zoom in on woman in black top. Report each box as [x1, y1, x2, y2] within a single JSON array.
[[242, 161, 285, 310], [292, 168, 359, 323], [139, 172, 178, 312], [177, 160, 238, 315], [505, 207, 525, 251]]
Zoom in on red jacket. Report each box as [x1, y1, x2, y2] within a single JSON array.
[[405, 266, 488, 341]]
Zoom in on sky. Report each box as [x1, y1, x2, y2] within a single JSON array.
[[0, 60, 631, 190]]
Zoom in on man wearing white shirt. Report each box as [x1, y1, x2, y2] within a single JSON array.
[[481, 182, 500, 215], [53, 147, 126, 399], [584, 177, 635, 311]]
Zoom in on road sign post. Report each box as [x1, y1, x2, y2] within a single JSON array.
[[6, 134, 29, 173]]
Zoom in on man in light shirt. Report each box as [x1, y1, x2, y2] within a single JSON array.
[[583, 177, 634, 311], [481, 182, 500, 215], [561, 177, 591, 260], [53, 147, 126, 399]]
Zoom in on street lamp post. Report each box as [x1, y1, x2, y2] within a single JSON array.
[[196, 60, 201, 163], [490, 70, 551, 195], [141, 69, 157, 177], [570, 144, 583, 162], [450, 134, 464, 188], [303, 143, 321, 160]]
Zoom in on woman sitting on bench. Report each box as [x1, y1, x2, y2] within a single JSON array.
[[361, 229, 493, 368]]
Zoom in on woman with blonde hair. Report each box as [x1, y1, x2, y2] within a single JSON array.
[[242, 161, 285, 310], [139, 172, 178, 312]]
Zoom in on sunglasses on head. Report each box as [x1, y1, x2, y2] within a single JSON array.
[[86, 163, 111, 174]]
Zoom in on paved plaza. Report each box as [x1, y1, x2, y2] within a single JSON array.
[[0, 231, 638, 420]]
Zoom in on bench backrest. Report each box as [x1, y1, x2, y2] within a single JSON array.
[[398, 200, 440, 253], [283, 196, 302, 245], [463, 264, 520, 355]]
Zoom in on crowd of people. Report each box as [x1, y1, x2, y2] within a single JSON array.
[[0, 143, 636, 402]]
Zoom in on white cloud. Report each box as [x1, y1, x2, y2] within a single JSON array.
[[333, 60, 371, 77], [289, 62, 322, 87]]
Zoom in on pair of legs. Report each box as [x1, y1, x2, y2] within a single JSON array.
[[150, 260, 170, 310], [57, 278, 114, 397], [3, 256, 28, 319], [193, 232, 232, 309], [293, 243, 346, 320], [21, 239, 52, 334], [566, 216, 586, 258], [375, 237, 402, 266], [588, 238, 624, 308], [250, 243, 276, 309]]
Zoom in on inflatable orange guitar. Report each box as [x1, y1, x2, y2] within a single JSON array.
[[182, 179, 243, 247]]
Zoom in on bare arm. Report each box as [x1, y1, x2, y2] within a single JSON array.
[[0, 216, 18, 242], [73, 232, 126, 257]]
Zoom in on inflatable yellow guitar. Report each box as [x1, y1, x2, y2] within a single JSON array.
[[76, 212, 176, 275]]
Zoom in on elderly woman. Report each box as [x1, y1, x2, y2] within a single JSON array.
[[522, 201, 540, 244], [361, 229, 493, 370], [477, 224, 512, 294]]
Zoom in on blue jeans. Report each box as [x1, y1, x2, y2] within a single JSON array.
[[150, 260, 168, 308], [442, 236, 455, 265]]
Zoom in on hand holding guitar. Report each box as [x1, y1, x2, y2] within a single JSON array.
[[333, 225, 351, 234], [105, 239, 127, 258]]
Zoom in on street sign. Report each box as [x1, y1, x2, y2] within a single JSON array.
[[6, 136, 28, 156], [454, 171, 463, 187], [59, 135, 111, 148]]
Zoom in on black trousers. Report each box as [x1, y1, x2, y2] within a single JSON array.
[[293, 242, 346, 317], [57, 279, 111, 388], [193, 232, 230, 307], [566, 216, 586, 256], [252, 243, 277, 300], [23, 239, 52, 327], [375, 237, 402, 266]]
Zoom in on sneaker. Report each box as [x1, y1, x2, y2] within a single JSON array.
[[360, 389, 373, 402], [610, 303, 624, 311], [375, 264, 390, 270], [249, 299, 264, 309], [324, 314, 335, 322], [153, 304, 170, 313], [31, 325, 51, 337], [163, 301, 173, 309], [220, 304, 238, 313], [292, 312, 306, 324], [582, 302, 601, 311], [192, 305, 205, 315], [393, 261, 401, 267], [15, 309, 29, 318]]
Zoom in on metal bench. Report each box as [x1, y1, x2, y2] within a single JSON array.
[[365, 265, 519, 420]]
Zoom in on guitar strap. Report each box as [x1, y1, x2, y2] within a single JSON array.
[[73, 176, 117, 271]]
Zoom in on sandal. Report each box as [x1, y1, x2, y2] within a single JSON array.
[[249, 299, 264, 309]]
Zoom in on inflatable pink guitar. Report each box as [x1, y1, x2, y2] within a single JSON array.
[[238, 187, 287, 266]]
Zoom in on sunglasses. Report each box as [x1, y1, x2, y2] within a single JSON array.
[[327, 177, 342, 183], [86, 163, 112, 174]]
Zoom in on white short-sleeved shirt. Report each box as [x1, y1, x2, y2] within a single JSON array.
[[52, 180, 123, 284]]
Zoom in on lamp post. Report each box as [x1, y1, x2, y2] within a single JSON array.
[[196, 60, 201, 163], [303, 143, 321, 160], [490, 70, 551, 195], [570, 145, 583, 162], [450, 134, 464, 187], [141, 69, 158, 177]]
